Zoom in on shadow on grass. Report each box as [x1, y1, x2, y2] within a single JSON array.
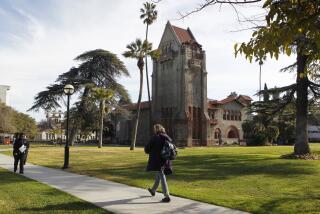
[[256, 195, 320, 214], [0, 170, 29, 184], [18, 201, 108, 213], [80, 153, 317, 182], [173, 154, 316, 180]]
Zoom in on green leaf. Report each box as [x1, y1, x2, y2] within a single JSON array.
[[285, 46, 291, 56], [263, 0, 272, 8], [234, 43, 238, 55]]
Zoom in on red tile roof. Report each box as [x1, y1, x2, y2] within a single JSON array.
[[208, 95, 252, 109], [219, 96, 236, 105], [239, 95, 252, 101], [172, 25, 194, 43]]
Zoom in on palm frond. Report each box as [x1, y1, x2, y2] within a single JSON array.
[[140, 2, 158, 25]]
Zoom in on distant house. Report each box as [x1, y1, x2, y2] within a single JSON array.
[[35, 111, 66, 142], [308, 125, 320, 142], [208, 95, 252, 145], [35, 111, 96, 143]]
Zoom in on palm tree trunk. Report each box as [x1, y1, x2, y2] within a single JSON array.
[[99, 100, 104, 148], [259, 62, 262, 101], [131, 58, 144, 150], [294, 53, 310, 155], [145, 24, 153, 136]]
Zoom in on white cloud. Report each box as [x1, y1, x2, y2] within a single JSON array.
[[0, 0, 295, 122]]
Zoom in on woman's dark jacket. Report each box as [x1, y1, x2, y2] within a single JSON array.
[[145, 132, 172, 171], [13, 139, 29, 156]]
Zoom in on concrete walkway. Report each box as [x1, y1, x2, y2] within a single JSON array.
[[0, 153, 249, 214], [0, 148, 12, 152]]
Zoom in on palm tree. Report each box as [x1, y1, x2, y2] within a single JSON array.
[[259, 60, 262, 101], [123, 39, 156, 150], [90, 87, 114, 148], [140, 2, 158, 134], [255, 55, 266, 101]]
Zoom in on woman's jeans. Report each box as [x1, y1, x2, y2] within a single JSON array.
[[151, 170, 170, 197], [14, 153, 24, 173]]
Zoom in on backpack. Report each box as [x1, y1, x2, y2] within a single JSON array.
[[161, 138, 178, 160]]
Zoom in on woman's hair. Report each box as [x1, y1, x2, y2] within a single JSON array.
[[18, 133, 25, 139], [153, 124, 166, 134]]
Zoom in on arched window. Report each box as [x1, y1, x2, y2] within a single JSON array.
[[227, 126, 239, 138], [214, 128, 221, 139], [226, 110, 230, 120]]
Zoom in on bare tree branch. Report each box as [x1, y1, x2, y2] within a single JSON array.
[[309, 86, 320, 98], [280, 62, 297, 73], [309, 80, 320, 88], [175, 0, 262, 19]]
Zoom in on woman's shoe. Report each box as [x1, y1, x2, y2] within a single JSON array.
[[161, 197, 171, 203], [148, 188, 155, 196]]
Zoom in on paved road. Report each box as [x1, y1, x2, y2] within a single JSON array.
[[0, 153, 249, 214]]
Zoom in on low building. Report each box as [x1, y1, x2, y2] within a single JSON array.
[[308, 125, 320, 142], [35, 110, 96, 143], [35, 111, 66, 142], [0, 85, 10, 104], [208, 95, 252, 145], [115, 94, 251, 146]]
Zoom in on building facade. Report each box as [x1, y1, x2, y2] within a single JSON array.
[[208, 95, 252, 145], [0, 85, 10, 104], [115, 22, 251, 147], [35, 110, 96, 142], [152, 22, 210, 147]]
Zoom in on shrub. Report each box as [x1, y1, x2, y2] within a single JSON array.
[[246, 133, 268, 146]]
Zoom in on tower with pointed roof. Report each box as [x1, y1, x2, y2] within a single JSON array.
[[152, 22, 210, 146], [114, 22, 252, 147]]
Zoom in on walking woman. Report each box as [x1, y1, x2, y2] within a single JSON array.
[[13, 133, 28, 174], [145, 124, 171, 203]]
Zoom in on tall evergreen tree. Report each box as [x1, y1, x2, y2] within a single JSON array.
[[29, 49, 130, 144]]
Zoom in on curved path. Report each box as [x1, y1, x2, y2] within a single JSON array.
[[0, 153, 249, 214]]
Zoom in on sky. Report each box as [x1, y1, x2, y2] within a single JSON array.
[[0, 0, 296, 122]]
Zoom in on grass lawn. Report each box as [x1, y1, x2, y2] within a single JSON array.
[[0, 168, 109, 214], [2, 144, 320, 213], [0, 144, 11, 149]]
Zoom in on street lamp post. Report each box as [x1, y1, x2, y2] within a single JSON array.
[[63, 84, 74, 169]]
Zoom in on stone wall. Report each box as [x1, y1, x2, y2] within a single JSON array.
[[115, 109, 150, 146]]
